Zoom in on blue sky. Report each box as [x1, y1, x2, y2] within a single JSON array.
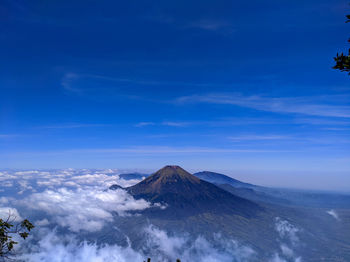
[[0, 0, 349, 190]]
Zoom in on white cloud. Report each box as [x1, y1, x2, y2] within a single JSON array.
[[0, 169, 143, 193], [161, 121, 190, 127], [135, 122, 156, 127], [275, 217, 299, 245], [270, 253, 302, 262], [0, 207, 23, 221], [143, 225, 255, 262], [35, 218, 50, 226], [135, 121, 192, 127], [0, 169, 149, 233], [280, 244, 294, 258], [273, 218, 302, 262], [2, 181, 14, 187], [270, 253, 288, 262], [61, 73, 81, 93], [18, 226, 256, 262], [229, 135, 291, 141], [19, 188, 154, 232], [327, 210, 339, 220], [19, 231, 144, 262]]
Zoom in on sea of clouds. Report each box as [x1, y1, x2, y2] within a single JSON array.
[[0, 169, 154, 232], [0, 169, 304, 262]]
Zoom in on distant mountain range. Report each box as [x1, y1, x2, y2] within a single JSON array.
[[117, 169, 350, 208], [193, 171, 350, 209]]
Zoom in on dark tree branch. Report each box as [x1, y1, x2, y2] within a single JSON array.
[[333, 13, 350, 74], [0, 211, 34, 261]]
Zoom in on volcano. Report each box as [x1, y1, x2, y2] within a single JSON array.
[[125, 165, 262, 217]]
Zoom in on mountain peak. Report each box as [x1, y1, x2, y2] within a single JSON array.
[[155, 165, 199, 181], [127, 165, 200, 196], [158, 165, 186, 174], [163, 165, 182, 169]]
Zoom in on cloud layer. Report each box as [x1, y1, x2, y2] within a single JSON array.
[[0, 169, 155, 232], [18, 225, 257, 262], [19, 188, 152, 232]]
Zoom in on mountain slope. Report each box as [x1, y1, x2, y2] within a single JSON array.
[[194, 171, 256, 188], [217, 183, 293, 206], [126, 165, 262, 218]]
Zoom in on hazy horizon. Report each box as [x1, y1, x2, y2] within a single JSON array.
[[1, 166, 349, 192]]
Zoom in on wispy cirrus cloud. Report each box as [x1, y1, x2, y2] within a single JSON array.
[[229, 135, 291, 142], [135, 121, 193, 128], [61, 73, 81, 93], [40, 123, 109, 129], [175, 93, 350, 118], [293, 118, 350, 126], [61, 72, 211, 95], [134, 122, 156, 127], [136, 117, 350, 129], [161, 121, 191, 127], [229, 133, 350, 145], [134, 118, 283, 128], [322, 127, 350, 131]]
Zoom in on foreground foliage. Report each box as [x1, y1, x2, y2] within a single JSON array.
[[0, 212, 34, 261], [333, 14, 350, 74]]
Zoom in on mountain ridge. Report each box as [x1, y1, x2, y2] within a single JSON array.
[[193, 171, 256, 188]]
